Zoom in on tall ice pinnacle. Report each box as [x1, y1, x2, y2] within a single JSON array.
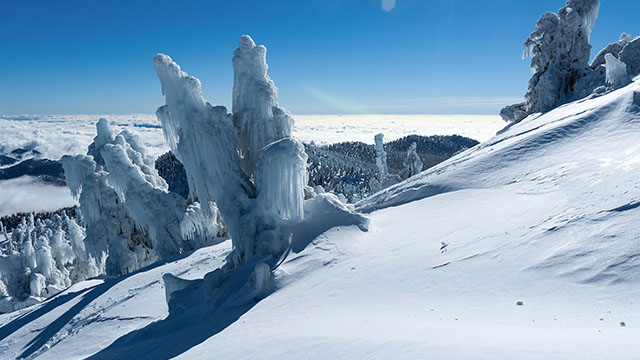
[[232, 35, 294, 177]]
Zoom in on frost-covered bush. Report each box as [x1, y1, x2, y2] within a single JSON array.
[[154, 35, 368, 268], [0, 212, 95, 313], [62, 119, 220, 276]]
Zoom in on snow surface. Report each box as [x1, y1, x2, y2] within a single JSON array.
[[1, 78, 640, 359]]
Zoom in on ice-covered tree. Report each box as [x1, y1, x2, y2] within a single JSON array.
[[62, 119, 220, 276], [154, 35, 367, 268], [619, 37, 640, 77], [373, 133, 400, 190], [374, 133, 389, 178], [400, 142, 423, 179], [232, 35, 294, 178], [0, 212, 95, 313], [501, 0, 601, 123]]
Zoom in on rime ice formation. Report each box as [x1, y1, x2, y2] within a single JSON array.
[[400, 142, 423, 179], [255, 138, 308, 222], [373, 133, 400, 190], [605, 53, 629, 88], [619, 37, 640, 76], [0, 213, 95, 313], [501, 0, 600, 122], [154, 35, 368, 271], [232, 35, 294, 178], [62, 119, 219, 277], [154, 53, 262, 265], [523, 0, 599, 116], [501, 1, 640, 124], [591, 33, 633, 69], [374, 134, 389, 177]]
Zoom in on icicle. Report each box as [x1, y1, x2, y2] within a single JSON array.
[[605, 53, 629, 87], [255, 138, 308, 222]]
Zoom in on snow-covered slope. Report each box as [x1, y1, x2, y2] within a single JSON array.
[[2, 80, 640, 359]]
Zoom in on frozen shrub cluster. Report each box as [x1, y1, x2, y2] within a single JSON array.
[[61, 119, 221, 277], [0, 213, 97, 313]]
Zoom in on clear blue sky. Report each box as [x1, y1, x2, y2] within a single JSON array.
[[1, 0, 639, 115]]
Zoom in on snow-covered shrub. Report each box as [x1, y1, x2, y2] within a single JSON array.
[[62, 119, 220, 276], [0, 212, 95, 313], [154, 35, 368, 268]]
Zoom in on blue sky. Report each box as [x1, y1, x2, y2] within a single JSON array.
[[1, 0, 639, 115]]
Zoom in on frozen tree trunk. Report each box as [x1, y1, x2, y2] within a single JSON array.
[[154, 35, 370, 275], [374, 134, 389, 178]]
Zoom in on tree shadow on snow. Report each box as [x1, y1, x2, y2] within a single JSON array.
[[0, 251, 197, 359], [86, 257, 273, 360], [0, 285, 91, 343]]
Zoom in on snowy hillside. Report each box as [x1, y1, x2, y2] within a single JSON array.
[[1, 77, 639, 359]]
